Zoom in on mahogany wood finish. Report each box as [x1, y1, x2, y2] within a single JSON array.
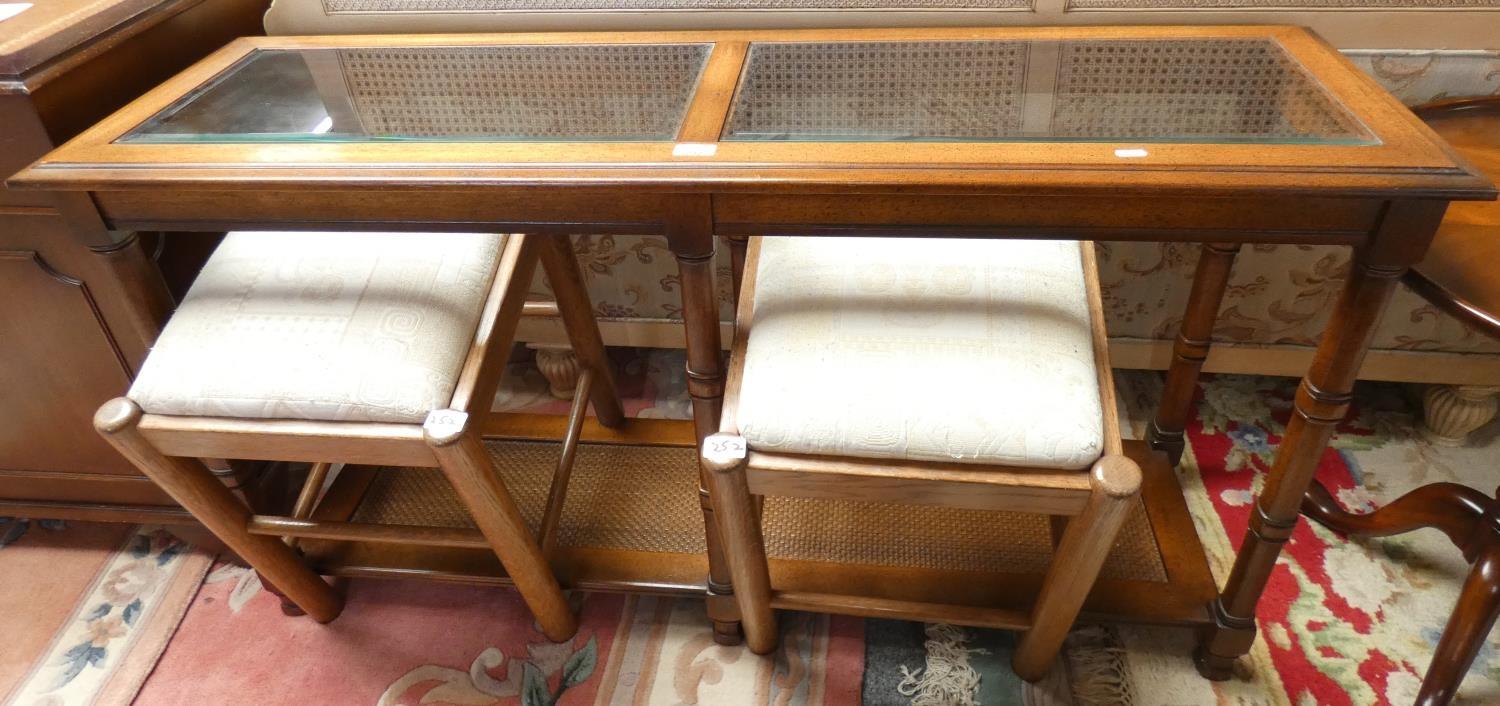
[[1199, 200, 1451, 678], [9, 25, 1494, 661], [0, 0, 265, 519], [86, 234, 620, 639], [1147, 242, 1242, 465], [1291, 98, 1500, 706], [1303, 482, 1500, 706], [1406, 97, 1500, 338]]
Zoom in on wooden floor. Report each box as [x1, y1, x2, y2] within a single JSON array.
[[298, 413, 1217, 627]]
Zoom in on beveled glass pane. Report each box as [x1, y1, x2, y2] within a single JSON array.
[[724, 39, 1377, 144], [121, 44, 713, 143]]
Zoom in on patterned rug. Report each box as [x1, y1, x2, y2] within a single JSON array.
[[0, 521, 213, 706], [3, 348, 1498, 705]]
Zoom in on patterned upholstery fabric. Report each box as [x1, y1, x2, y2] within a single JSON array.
[[129, 231, 505, 423], [736, 237, 1105, 470]]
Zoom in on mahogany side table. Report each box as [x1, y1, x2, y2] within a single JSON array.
[[1302, 96, 1500, 706]]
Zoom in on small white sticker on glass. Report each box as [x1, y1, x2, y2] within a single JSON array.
[[1114, 148, 1149, 158], [672, 143, 718, 157], [0, 3, 34, 22]]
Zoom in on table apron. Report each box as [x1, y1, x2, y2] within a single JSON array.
[[93, 188, 677, 236], [94, 189, 1386, 246], [714, 193, 1382, 245]]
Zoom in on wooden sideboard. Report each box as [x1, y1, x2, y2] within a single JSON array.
[[0, 0, 265, 522]]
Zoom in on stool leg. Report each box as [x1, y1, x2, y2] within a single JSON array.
[[93, 398, 343, 622], [1416, 544, 1500, 706], [424, 409, 577, 642], [702, 434, 777, 654], [536, 235, 625, 429], [1013, 455, 1141, 681]]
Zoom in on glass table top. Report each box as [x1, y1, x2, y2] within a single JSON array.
[[121, 44, 715, 143], [118, 37, 1376, 146], [723, 39, 1375, 144]]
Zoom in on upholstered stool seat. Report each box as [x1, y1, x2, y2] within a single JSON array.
[[98, 229, 626, 642], [706, 235, 1137, 681], [129, 231, 506, 424], [736, 236, 1104, 471]]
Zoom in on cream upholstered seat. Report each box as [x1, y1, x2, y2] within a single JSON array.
[[735, 236, 1104, 470], [705, 236, 1137, 679], [129, 231, 505, 424], [98, 230, 622, 641]]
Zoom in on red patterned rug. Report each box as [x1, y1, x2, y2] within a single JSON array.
[[3, 351, 1497, 705], [1111, 372, 1500, 706]]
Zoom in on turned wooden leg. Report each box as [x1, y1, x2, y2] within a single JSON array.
[[1422, 385, 1500, 447], [702, 434, 776, 654], [537, 235, 624, 428], [424, 409, 576, 642], [667, 197, 739, 644], [93, 398, 343, 622], [1417, 542, 1500, 706], [532, 346, 583, 399], [1014, 456, 1142, 681], [1198, 202, 1446, 680], [1148, 242, 1241, 467]]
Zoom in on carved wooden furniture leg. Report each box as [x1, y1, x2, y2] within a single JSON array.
[[532, 346, 584, 400], [666, 196, 739, 644], [1419, 542, 1500, 706], [537, 235, 624, 428], [93, 398, 344, 622], [1422, 385, 1500, 447], [1013, 456, 1142, 680], [425, 410, 577, 642], [1302, 480, 1487, 547], [1196, 202, 1448, 680], [1148, 242, 1241, 466], [1302, 479, 1498, 706]]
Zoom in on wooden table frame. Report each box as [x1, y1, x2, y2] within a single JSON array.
[[10, 24, 1495, 678]]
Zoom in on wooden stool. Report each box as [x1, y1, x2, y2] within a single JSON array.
[[1301, 96, 1500, 706], [704, 236, 1140, 681], [95, 230, 622, 641]]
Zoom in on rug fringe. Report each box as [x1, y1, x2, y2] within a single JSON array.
[[896, 623, 988, 706], [1064, 625, 1134, 706]]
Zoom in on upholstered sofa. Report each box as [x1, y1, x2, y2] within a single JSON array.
[[259, 0, 1500, 441]]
